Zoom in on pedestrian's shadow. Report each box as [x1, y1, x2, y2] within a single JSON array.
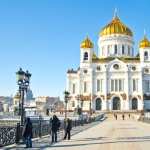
[[7, 136, 150, 150], [71, 137, 107, 142], [49, 136, 150, 148]]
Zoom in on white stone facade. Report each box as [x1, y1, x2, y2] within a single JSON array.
[[66, 16, 150, 112]]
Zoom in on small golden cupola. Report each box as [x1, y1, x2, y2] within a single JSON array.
[[80, 37, 93, 49], [139, 36, 150, 48], [100, 14, 133, 37]]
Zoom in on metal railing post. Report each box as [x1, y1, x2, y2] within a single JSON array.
[[15, 123, 21, 144], [39, 116, 42, 138]]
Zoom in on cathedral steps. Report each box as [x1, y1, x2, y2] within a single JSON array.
[[105, 112, 141, 121]]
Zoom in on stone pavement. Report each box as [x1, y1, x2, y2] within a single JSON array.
[[4, 121, 100, 150], [4, 115, 150, 150], [45, 119, 150, 150]]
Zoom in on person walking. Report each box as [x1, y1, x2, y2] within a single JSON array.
[[51, 115, 60, 143], [64, 118, 72, 140], [128, 113, 131, 119], [23, 117, 33, 148], [114, 113, 116, 119]]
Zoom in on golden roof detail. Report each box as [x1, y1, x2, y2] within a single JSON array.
[[92, 52, 97, 59], [80, 37, 93, 49], [139, 36, 150, 48], [14, 92, 21, 99], [92, 56, 140, 63], [100, 16, 133, 37]]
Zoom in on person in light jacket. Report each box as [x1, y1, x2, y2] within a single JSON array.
[[64, 118, 72, 140]]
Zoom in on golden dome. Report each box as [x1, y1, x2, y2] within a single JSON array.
[[80, 37, 93, 48], [139, 36, 150, 48], [14, 92, 21, 99], [100, 16, 133, 37]]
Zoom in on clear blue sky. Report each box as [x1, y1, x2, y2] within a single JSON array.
[[0, 0, 150, 99]]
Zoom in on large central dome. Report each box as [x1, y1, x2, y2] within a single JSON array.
[[100, 16, 133, 37]]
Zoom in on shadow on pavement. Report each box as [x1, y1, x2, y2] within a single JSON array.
[[6, 136, 150, 149], [49, 136, 150, 148]]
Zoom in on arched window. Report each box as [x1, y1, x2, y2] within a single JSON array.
[[122, 45, 125, 54], [84, 52, 88, 60], [132, 98, 138, 110], [114, 45, 117, 54], [95, 98, 102, 110], [144, 51, 148, 60], [72, 84, 76, 94], [84, 81, 87, 93], [72, 101, 75, 107], [112, 97, 121, 110]]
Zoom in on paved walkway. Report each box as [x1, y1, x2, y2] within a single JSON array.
[[5, 121, 99, 150], [5, 116, 150, 150], [45, 119, 150, 150]]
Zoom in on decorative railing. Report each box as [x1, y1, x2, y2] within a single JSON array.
[[0, 114, 104, 147], [0, 126, 17, 147], [138, 112, 150, 123]]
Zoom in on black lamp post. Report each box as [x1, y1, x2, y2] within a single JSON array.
[[16, 68, 31, 126], [77, 95, 81, 115], [89, 102, 91, 114], [77, 95, 79, 113], [81, 98, 83, 112], [64, 91, 70, 120], [80, 97, 84, 125]]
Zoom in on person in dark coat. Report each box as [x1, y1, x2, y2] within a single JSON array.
[[23, 117, 33, 148], [128, 113, 131, 119], [64, 118, 72, 140], [122, 114, 125, 120], [51, 115, 60, 143]]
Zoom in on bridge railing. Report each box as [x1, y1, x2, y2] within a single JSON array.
[[138, 112, 150, 123], [0, 114, 104, 147], [0, 126, 17, 147]]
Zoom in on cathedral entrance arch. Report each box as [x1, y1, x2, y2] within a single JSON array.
[[132, 98, 138, 110], [95, 98, 102, 110], [112, 97, 121, 110]]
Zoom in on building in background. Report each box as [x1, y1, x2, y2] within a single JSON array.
[[0, 96, 13, 113], [0, 91, 64, 116], [35, 96, 64, 115], [0, 101, 3, 112], [66, 13, 150, 113], [13, 92, 20, 107], [25, 88, 34, 101]]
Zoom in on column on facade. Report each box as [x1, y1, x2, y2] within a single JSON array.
[[78, 73, 81, 108], [124, 69, 129, 111], [90, 68, 94, 112], [138, 69, 144, 110], [103, 67, 108, 110]]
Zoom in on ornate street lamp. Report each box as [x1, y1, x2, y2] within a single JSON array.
[[80, 96, 84, 125], [16, 68, 31, 126], [64, 91, 70, 120], [81, 96, 83, 112]]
